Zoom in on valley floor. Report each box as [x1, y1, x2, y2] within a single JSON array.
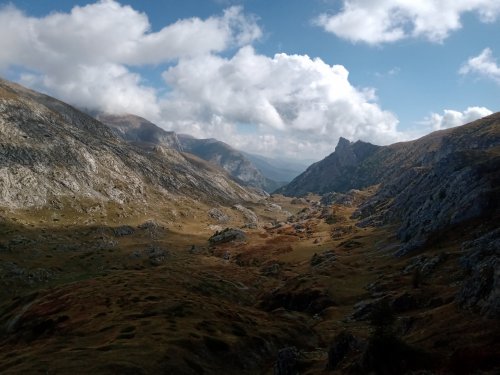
[[0, 195, 498, 374]]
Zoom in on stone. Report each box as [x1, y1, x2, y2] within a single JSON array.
[[145, 246, 169, 266], [208, 228, 246, 245], [273, 347, 299, 375], [456, 229, 500, 318], [113, 225, 135, 237], [207, 208, 230, 223], [326, 331, 359, 370], [310, 250, 336, 267], [260, 262, 281, 276], [233, 204, 258, 227]]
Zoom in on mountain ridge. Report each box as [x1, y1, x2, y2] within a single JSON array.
[[278, 113, 500, 253], [0, 78, 259, 211]]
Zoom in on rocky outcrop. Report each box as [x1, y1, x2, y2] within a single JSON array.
[[456, 229, 500, 318], [320, 189, 364, 207], [233, 204, 258, 228], [208, 228, 246, 245], [0, 78, 258, 210], [208, 208, 230, 223], [356, 145, 500, 255]]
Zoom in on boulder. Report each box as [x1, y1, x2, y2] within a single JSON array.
[[208, 228, 246, 245], [113, 225, 135, 237], [207, 208, 230, 223], [456, 229, 500, 318], [273, 347, 299, 375], [326, 331, 360, 370], [310, 250, 336, 267]]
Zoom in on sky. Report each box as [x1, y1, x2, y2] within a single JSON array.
[[0, 0, 499, 161]]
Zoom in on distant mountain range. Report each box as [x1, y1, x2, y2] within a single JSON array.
[[95, 113, 304, 193], [242, 152, 308, 186], [177, 134, 281, 192]]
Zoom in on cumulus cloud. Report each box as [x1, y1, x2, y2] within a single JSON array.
[[424, 107, 493, 131], [460, 47, 500, 84], [0, 0, 260, 117], [0, 0, 402, 159], [315, 0, 500, 44], [160, 46, 402, 157]]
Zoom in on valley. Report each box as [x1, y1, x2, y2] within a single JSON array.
[[0, 78, 499, 374], [0, 191, 498, 374]]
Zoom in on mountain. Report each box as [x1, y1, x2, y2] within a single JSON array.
[[1, 79, 499, 374], [278, 113, 500, 253], [0, 78, 259, 211], [94, 113, 280, 193], [178, 134, 281, 192], [276, 137, 381, 195], [242, 152, 308, 185], [96, 113, 183, 151]]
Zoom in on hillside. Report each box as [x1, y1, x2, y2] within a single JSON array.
[[279, 115, 500, 253], [93, 112, 280, 193], [178, 135, 281, 192], [0, 79, 259, 211], [96, 113, 183, 152]]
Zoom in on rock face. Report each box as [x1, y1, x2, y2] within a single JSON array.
[[178, 134, 279, 192], [279, 113, 500, 253], [0, 79, 258, 209], [457, 229, 500, 318]]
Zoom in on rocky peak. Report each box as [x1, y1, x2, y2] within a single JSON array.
[[335, 137, 352, 152], [334, 137, 358, 167], [276, 137, 380, 196]]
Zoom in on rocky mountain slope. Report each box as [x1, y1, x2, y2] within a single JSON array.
[[94, 112, 280, 193], [178, 134, 281, 192], [0, 78, 259, 210], [96, 113, 183, 152], [276, 137, 381, 195], [278, 114, 500, 253]]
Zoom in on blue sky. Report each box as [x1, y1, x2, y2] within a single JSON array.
[[0, 0, 499, 160]]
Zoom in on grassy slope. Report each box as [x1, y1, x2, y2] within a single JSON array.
[[0, 194, 498, 374]]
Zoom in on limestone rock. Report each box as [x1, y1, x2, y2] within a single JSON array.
[[456, 229, 500, 318], [208, 228, 246, 245]]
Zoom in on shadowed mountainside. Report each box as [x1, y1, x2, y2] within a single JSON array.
[[278, 114, 500, 253]]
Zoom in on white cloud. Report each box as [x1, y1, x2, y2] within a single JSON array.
[[0, 1, 260, 117], [459, 47, 500, 84], [160, 46, 402, 158], [0, 1, 404, 159], [315, 0, 500, 44], [424, 106, 493, 131]]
